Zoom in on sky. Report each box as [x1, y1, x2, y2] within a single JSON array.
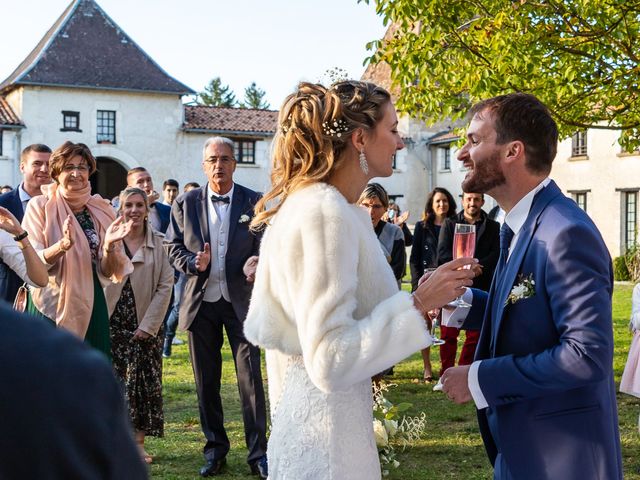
[[0, 0, 389, 109]]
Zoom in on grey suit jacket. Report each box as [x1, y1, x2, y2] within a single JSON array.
[[164, 183, 262, 329]]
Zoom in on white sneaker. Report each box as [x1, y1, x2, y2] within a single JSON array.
[[172, 338, 185, 345], [432, 380, 444, 392]]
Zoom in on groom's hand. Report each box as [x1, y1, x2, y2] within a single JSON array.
[[441, 365, 472, 404]]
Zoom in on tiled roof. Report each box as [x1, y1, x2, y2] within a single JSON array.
[[0, 98, 24, 127], [0, 0, 194, 96], [183, 105, 278, 135], [429, 131, 459, 144]]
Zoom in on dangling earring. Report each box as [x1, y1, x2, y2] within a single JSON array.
[[359, 149, 369, 174]]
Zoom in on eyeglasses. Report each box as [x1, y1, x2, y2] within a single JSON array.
[[62, 164, 90, 173], [360, 202, 384, 210], [204, 156, 234, 164]]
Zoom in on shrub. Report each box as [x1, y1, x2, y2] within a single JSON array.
[[614, 255, 631, 281]]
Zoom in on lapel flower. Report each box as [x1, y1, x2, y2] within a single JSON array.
[[505, 273, 535, 306], [239, 214, 250, 224]]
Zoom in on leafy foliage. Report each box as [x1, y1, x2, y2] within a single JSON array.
[[360, 0, 640, 150], [197, 77, 237, 107], [625, 244, 640, 282], [241, 82, 270, 109], [614, 255, 631, 281]]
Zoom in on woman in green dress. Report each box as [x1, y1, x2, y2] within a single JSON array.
[[22, 141, 132, 359]]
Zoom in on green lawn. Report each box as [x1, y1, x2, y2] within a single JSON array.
[[148, 283, 639, 479]]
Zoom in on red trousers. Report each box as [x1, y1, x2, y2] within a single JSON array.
[[439, 326, 480, 376]]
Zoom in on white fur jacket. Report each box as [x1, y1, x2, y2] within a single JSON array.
[[244, 182, 431, 396]]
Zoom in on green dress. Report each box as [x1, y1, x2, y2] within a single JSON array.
[[75, 209, 111, 361], [27, 209, 111, 361]]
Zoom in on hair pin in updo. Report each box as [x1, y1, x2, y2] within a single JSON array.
[[280, 114, 293, 134], [322, 119, 349, 138]]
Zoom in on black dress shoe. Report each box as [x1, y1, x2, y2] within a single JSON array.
[[200, 457, 226, 477], [249, 455, 268, 479]]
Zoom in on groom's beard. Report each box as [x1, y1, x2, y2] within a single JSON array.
[[462, 150, 506, 194]]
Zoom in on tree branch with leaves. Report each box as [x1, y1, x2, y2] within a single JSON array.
[[361, 0, 640, 150]]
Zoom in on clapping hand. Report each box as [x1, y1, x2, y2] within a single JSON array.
[[147, 190, 160, 205], [395, 210, 409, 226], [104, 216, 133, 249], [0, 206, 23, 236], [195, 242, 211, 272], [60, 215, 74, 251]]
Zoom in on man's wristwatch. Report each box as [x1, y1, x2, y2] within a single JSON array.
[[13, 231, 28, 242]]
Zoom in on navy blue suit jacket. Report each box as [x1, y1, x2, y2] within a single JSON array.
[[164, 183, 262, 329], [463, 181, 622, 479], [0, 304, 147, 479], [0, 188, 25, 303], [149, 201, 170, 234]]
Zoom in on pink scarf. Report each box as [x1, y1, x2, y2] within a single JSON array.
[[24, 183, 130, 338]]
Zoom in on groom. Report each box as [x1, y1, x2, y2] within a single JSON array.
[[441, 93, 622, 479]]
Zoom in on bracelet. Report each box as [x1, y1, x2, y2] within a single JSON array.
[[13, 231, 28, 242], [411, 293, 428, 317]]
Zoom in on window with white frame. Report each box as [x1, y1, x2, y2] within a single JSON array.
[[571, 131, 587, 157], [233, 139, 255, 164]]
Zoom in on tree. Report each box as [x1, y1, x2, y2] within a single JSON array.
[[197, 77, 237, 107], [360, 0, 640, 150], [241, 82, 270, 109]]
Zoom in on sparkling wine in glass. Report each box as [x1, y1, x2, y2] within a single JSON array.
[[449, 223, 476, 308]]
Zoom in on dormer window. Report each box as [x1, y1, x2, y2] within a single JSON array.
[[61, 111, 81, 132]]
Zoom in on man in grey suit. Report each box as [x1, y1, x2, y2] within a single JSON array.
[[164, 137, 267, 478]]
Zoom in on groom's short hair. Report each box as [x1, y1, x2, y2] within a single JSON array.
[[470, 93, 558, 175]]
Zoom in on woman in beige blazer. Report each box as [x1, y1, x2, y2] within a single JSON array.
[[103, 187, 173, 464]]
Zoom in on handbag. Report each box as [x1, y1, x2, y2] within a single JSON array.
[[13, 284, 28, 313]]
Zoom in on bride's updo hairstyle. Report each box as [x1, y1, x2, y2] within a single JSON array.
[[251, 80, 391, 230]]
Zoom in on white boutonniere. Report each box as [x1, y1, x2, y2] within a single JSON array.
[[506, 273, 535, 305], [239, 214, 250, 224]]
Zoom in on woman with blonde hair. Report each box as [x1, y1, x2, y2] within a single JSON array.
[[104, 187, 173, 464], [22, 141, 132, 357], [243, 80, 476, 478]]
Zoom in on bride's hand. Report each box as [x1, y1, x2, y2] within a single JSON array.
[[413, 257, 477, 312]]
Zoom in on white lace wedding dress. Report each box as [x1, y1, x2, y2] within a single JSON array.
[[244, 183, 432, 479], [266, 354, 380, 479]]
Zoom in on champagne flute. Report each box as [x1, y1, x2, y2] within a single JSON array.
[[428, 308, 445, 346], [421, 267, 445, 345], [448, 223, 476, 308]]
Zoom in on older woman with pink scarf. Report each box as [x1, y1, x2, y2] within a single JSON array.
[[22, 141, 132, 359]]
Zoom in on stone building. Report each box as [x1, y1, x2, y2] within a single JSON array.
[[0, 0, 277, 199]]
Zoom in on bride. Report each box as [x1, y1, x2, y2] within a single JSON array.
[[244, 80, 476, 479]]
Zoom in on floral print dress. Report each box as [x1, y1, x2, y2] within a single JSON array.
[[109, 243, 164, 437]]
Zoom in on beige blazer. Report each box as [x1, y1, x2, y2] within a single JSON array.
[[104, 226, 173, 336]]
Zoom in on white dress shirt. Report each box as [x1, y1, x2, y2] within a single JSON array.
[[467, 178, 551, 409], [0, 229, 36, 286], [18, 183, 32, 214], [203, 184, 234, 303]]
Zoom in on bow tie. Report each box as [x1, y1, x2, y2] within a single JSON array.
[[211, 194, 230, 204]]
